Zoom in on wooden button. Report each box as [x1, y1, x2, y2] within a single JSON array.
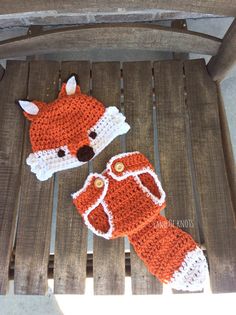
[[114, 162, 125, 173], [94, 178, 104, 189]]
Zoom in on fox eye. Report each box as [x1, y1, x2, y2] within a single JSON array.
[[89, 131, 97, 139], [57, 149, 65, 157]]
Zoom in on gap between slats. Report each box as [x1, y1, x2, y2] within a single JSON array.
[[49, 72, 62, 255]]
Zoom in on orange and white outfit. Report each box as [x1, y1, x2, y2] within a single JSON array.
[[18, 73, 208, 291], [18, 75, 130, 180], [72, 152, 208, 291]]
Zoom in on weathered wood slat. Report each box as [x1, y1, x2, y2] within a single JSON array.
[[0, 0, 235, 16], [217, 85, 236, 221], [14, 61, 60, 295], [53, 61, 90, 294], [0, 57, 234, 295], [154, 60, 200, 242], [92, 62, 125, 295], [0, 25, 221, 59], [123, 61, 162, 294], [184, 59, 236, 293], [171, 20, 189, 61], [208, 19, 236, 82], [0, 61, 29, 294], [0, 65, 4, 80], [0, 14, 221, 29]]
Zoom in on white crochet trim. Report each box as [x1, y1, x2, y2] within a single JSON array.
[[26, 106, 130, 181], [133, 170, 166, 206], [72, 173, 114, 239], [168, 247, 208, 292], [106, 152, 166, 206]]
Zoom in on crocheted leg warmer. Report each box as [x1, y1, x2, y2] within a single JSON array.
[[72, 151, 208, 291], [128, 215, 207, 291]]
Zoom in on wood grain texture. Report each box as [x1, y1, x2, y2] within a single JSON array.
[[0, 61, 29, 294], [0, 25, 221, 59], [123, 61, 162, 294], [216, 84, 236, 222], [208, 19, 236, 82], [92, 62, 125, 295], [0, 64, 4, 80], [0, 0, 235, 16], [53, 61, 89, 294], [14, 61, 60, 295], [0, 14, 222, 29], [184, 59, 236, 293], [171, 20, 189, 61], [154, 60, 200, 242]]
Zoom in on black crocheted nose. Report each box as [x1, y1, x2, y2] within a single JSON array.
[[76, 145, 95, 162]]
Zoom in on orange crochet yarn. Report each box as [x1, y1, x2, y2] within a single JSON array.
[[18, 74, 130, 180], [24, 83, 105, 155], [72, 151, 208, 291]]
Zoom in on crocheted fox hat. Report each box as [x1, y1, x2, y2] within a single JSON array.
[[18, 74, 130, 180], [72, 152, 208, 291]]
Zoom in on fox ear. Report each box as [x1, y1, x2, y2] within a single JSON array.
[[18, 100, 39, 115], [18, 100, 47, 121], [58, 74, 81, 98]]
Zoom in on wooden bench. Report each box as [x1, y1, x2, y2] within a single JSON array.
[[0, 57, 235, 295], [0, 5, 236, 295]]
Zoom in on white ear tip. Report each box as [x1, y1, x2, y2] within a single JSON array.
[[18, 100, 39, 115], [68, 76, 76, 84], [66, 76, 77, 95]]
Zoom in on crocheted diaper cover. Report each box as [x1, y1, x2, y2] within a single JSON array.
[[18, 75, 130, 180], [72, 151, 208, 291]]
